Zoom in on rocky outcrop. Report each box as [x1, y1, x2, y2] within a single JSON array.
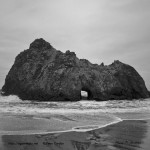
[[2, 38, 150, 101]]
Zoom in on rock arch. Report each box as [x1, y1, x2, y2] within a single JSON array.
[[80, 88, 93, 100]]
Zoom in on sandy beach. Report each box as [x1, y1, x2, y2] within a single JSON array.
[[0, 119, 149, 150]]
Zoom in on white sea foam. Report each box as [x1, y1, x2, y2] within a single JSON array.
[[0, 95, 150, 134], [72, 118, 122, 132], [0, 95, 150, 114], [0, 95, 21, 103]]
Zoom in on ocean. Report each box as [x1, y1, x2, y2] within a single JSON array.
[[0, 95, 150, 134]]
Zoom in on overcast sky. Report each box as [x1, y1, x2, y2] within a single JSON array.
[[0, 0, 150, 90]]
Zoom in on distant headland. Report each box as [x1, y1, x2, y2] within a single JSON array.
[[1, 38, 150, 101]]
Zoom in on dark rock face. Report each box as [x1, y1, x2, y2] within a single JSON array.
[[2, 38, 150, 101]]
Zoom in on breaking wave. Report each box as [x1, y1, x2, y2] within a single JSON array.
[[0, 95, 150, 134], [0, 95, 150, 114]]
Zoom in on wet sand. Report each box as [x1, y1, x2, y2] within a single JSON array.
[[1, 119, 150, 150]]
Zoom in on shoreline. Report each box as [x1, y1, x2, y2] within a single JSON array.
[[0, 112, 121, 136], [1, 119, 150, 150], [0, 116, 149, 136], [0, 118, 122, 136]]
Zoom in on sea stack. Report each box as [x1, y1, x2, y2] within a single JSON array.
[[2, 38, 150, 101]]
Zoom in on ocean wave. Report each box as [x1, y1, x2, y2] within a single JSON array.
[[0, 95, 150, 114], [0, 95, 150, 134], [0, 95, 21, 103]]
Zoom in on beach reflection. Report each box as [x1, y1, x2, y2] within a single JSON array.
[[111, 120, 148, 150], [1, 120, 149, 150]]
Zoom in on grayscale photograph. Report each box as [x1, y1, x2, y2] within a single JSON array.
[[0, 0, 150, 150]]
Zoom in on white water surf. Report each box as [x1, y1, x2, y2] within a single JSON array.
[[0, 95, 150, 134]]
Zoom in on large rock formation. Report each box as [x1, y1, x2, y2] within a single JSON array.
[[2, 38, 150, 101]]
